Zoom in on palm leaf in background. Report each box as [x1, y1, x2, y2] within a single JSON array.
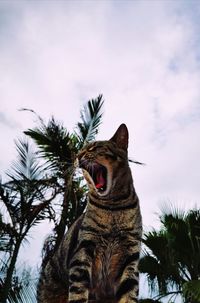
[[182, 280, 200, 302], [76, 94, 104, 147], [7, 139, 42, 180], [139, 229, 181, 296], [24, 95, 104, 260], [0, 213, 16, 253], [25, 117, 75, 174], [160, 208, 200, 283], [139, 299, 162, 303], [0, 264, 37, 303], [139, 206, 200, 303], [0, 139, 57, 302]]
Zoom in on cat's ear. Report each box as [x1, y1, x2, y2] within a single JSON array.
[[110, 124, 129, 150]]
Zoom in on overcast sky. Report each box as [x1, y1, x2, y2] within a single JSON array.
[[1, 1, 200, 296]]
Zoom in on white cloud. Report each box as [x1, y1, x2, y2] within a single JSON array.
[[0, 1, 200, 277]]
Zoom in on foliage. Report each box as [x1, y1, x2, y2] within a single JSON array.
[[0, 263, 37, 303], [76, 94, 104, 147], [0, 139, 56, 302], [24, 95, 104, 256], [139, 300, 161, 303], [139, 207, 200, 303], [182, 280, 200, 302], [0, 96, 105, 301], [0, 213, 15, 253]]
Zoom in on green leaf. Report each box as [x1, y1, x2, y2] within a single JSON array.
[[25, 117, 75, 175], [7, 138, 43, 181], [182, 280, 200, 302], [0, 264, 37, 303], [141, 205, 200, 301], [76, 94, 104, 147]]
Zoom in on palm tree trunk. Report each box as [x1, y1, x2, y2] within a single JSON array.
[[54, 181, 69, 252], [0, 238, 22, 303]]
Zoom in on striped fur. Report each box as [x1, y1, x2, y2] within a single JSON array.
[[37, 124, 142, 303]]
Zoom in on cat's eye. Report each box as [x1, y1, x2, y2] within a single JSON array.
[[105, 151, 117, 160], [88, 146, 96, 152], [105, 151, 114, 156]]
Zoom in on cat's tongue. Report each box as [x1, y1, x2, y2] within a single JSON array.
[[95, 170, 106, 189]]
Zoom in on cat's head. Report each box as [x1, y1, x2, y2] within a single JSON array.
[[78, 124, 130, 198]]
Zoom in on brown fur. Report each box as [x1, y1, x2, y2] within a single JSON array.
[[37, 124, 142, 303]]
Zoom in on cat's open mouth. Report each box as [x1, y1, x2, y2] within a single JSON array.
[[80, 161, 107, 192]]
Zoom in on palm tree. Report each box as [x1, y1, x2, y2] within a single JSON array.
[[139, 300, 161, 303], [0, 139, 57, 302], [0, 262, 37, 303], [24, 95, 104, 257], [0, 95, 104, 302], [139, 207, 200, 303]]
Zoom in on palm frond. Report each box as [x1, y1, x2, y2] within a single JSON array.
[[182, 280, 200, 302], [0, 137, 58, 235], [139, 255, 159, 277], [143, 230, 168, 261], [159, 208, 200, 280], [0, 213, 17, 252], [142, 206, 200, 301], [7, 138, 43, 181], [0, 183, 20, 228], [142, 227, 185, 293], [139, 299, 162, 303], [0, 264, 37, 303], [76, 95, 104, 147], [159, 202, 186, 223], [25, 117, 75, 174], [186, 209, 200, 250], [19, 108, 45, 128]]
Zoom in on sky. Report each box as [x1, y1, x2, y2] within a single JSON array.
[[1, 0, 200, 299]]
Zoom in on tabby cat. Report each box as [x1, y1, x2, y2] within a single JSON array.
[[37, 124, 142, 303]]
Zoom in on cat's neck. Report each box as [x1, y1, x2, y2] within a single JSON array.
[[88, 183, 137, 211], [85, 188, 140, 233]]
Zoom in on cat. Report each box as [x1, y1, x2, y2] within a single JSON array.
[[37, 124, 142, 303]]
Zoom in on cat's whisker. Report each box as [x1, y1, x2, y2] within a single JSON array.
[[128, 158, 145, 165]]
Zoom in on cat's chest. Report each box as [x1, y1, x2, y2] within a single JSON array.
[[90, 235, 123, 299]]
